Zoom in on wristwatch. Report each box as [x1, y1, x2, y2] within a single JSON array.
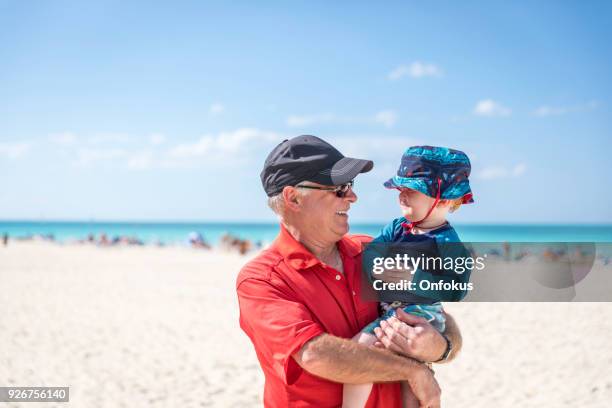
[[433, 333, 453, 363]]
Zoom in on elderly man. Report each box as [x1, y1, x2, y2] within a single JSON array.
[[237, 135, 462, 408]]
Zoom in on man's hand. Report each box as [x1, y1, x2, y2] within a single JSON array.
[[408, 365, 441, 408], [373, 308, 448, 363]]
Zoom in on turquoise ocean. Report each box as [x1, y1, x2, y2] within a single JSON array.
[[1, 221, 612, 245]]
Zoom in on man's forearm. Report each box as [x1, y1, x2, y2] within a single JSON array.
[[439, 312, 462, 363], [294, 333, 426, 384]]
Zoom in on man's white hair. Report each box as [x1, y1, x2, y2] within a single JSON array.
[[267, 193, 286, 215], [267, 183, 313, 215]]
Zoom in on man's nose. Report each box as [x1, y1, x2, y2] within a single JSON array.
[[345, 187, 357, 203]]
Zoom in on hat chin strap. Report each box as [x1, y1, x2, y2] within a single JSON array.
[[401, 177, 442, 235]]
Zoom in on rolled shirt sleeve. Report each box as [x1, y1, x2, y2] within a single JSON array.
[[237, 278, 325, 385]]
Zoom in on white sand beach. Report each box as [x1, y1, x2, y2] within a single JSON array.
[[1, 242, 611, 407]]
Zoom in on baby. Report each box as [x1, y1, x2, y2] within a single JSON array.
[[343, 146, 474, 408]]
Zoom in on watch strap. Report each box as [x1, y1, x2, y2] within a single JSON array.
[[434, 333, 452, 363]]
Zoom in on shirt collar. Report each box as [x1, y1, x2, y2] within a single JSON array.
[[272, 224, 364, 271]]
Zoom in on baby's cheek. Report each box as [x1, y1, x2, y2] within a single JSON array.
[[400, 207, 412, 217]]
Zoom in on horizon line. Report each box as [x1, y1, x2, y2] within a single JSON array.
[[1, 218, 612, 227]]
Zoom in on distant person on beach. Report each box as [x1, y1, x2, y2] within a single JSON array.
[[343, 146, 473, 408], [220, 233, 252, 254], [2, 233, 8, 246], [188, 232, 211, 249], [237, 135, 462, 408], [98, 233, 110, 246]]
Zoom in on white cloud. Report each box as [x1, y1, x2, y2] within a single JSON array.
[[168, 128, 283, 159], [167, 139, 212, 158], [533, 100, 599, 117], [373, 110, 397, 128], [127, 151, 154, 170], [286, 113, 335, 127], [533, 106, 566, 117], [42, 128, 282, 169], [478, 167, 507, 180], [209, 103, 225, 116], [164, 130, 412, 170], [48, 132, 167, 169], [149, 133, 166, 146], [512, 163, 527, 177], [49, 132, 77, 145], [473, 99, 512, 117], [74, 148, 127, 166], [0, 142, 31, 159], [477, 163, 527, 180], [388, 62, 443, 80]]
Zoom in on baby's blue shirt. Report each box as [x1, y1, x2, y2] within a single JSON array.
[[371, 217, 472, 302]]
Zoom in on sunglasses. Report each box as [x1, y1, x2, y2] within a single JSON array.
[[296, 180, 354, 198]]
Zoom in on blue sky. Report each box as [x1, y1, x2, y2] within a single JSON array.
[[1, 1, 610, 223]]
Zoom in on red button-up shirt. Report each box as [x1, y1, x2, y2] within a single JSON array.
[[237, 225, 401, 407]]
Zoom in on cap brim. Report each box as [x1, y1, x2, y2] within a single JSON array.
[[319, 157, 374, 185], [383, 177, 401, 189], [383, 177, 431, 197]]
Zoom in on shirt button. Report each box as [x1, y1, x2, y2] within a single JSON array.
[[352, 290, 356, 296], [335, 274, 341, 280]]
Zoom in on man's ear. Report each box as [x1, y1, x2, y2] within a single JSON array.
[[282, 186, 301, 210]]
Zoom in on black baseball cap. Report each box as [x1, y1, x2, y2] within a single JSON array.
[[261, 135, 374, 197]]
